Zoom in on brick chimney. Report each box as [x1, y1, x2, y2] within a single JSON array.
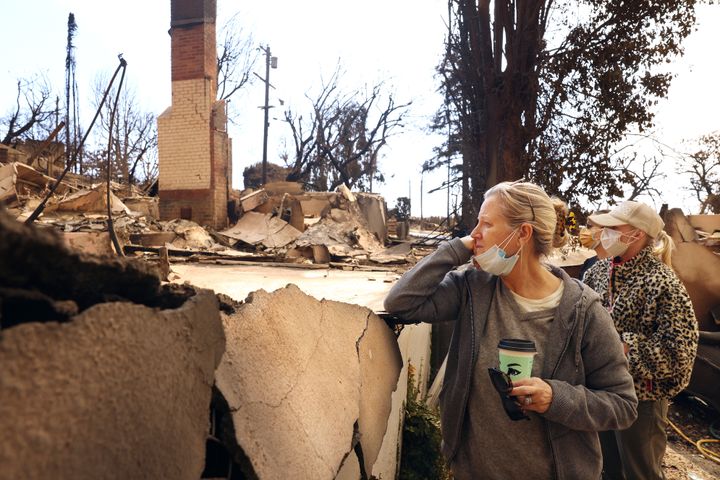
[[157, 0, 230, 228]]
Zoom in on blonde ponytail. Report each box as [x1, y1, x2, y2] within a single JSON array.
[[652, 230, 674, 268]]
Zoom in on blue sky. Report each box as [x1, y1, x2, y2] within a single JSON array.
[[1, 1, 719, 217]]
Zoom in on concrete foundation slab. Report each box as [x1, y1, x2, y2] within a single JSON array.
[[171, 263, 398, 312]]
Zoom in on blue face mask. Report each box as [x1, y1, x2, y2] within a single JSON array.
[[473, 229, 522, 276]]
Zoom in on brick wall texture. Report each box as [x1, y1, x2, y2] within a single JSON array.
[[157, 83, 229, 228], [157, 0, 228, 229], [171, 23, 217, 93], [158, 78, 213, 191]]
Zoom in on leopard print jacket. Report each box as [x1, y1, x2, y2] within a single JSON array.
[[582, 246, 698, 401]]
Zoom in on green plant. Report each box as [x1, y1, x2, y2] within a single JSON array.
[[398, 365, 451, 480]]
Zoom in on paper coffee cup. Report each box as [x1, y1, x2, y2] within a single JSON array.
[[498, 339, 537, 380]]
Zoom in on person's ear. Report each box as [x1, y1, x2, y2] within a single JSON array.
[[518, 223, 533, 245]]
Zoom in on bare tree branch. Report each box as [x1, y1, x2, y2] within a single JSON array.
[[1, 75, 54, 145], [282, 66, 410, 192], [216, 13, 260, 123]]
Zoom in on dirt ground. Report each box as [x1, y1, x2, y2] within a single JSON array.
[[664, 393, 720, 480]]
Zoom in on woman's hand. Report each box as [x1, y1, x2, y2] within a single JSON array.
[[460, 235, 474, 252], [461, 235, 479, 269], [510, 377, 553, 414]]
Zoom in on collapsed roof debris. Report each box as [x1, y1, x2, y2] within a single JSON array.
[[220, 211, 303, 249], [44, 183, 130, 215], [0, 161, 73, 208]]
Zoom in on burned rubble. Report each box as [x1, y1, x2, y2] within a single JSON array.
[[662, 209, 720, 415], [0, 155, 417, 269], [0, 207, 196, 328]]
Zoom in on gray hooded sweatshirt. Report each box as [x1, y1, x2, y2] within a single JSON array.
[[383, 238, 638, 479]]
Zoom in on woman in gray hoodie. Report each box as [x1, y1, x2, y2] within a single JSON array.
[[384, 181, 637, 479]]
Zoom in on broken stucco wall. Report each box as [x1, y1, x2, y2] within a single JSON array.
[[664, 208, 720, 332], [215, 285, 403, 479], [335, 322, 433, 480], [0, 291, 225, 479], [0, 208, 168, 323], [355, 192, 387, 244], [0, 207, 226, 479]]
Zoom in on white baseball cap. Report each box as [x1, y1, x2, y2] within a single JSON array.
[[588, 201, 664, 238]]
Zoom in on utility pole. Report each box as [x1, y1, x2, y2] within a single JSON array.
[[257, 45, 277, 186], [65, 12, 78, 173]]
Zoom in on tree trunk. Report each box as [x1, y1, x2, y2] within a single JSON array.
[[453, 0, 542, 232]]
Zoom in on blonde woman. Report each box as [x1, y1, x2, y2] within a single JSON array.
[[583, 201, 699, 480], [384, 181, 637, 479]]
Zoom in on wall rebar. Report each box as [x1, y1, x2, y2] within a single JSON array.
[[105, 55, 128, 256]]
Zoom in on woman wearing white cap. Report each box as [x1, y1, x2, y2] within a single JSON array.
[[582, 200, 699, 480]]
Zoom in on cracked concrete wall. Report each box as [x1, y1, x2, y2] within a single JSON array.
[[215, 285, 402, 479], [334, 322, 433, 480], [0, 289, 225, 480]]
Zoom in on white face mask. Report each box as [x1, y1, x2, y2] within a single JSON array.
[[473, 229, 522, 276], [600, 228, 638, 258]]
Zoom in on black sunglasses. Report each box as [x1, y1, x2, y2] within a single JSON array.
[[488, 367, 529, 421]]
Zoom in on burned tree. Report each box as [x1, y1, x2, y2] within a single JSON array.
[[242, 161, 291, 189], [1, 75, 55, 146], [431, 0, 698, 228], [620, 155, 665, 203], [682, 131, 720, 214], [216, 13, 260, 122], [85, 76, 157, 187], [283, 67, 410, 192]]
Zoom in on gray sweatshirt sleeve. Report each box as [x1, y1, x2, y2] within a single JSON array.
[[543, 296, 638, 431], [383, 238, 473, 324]]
